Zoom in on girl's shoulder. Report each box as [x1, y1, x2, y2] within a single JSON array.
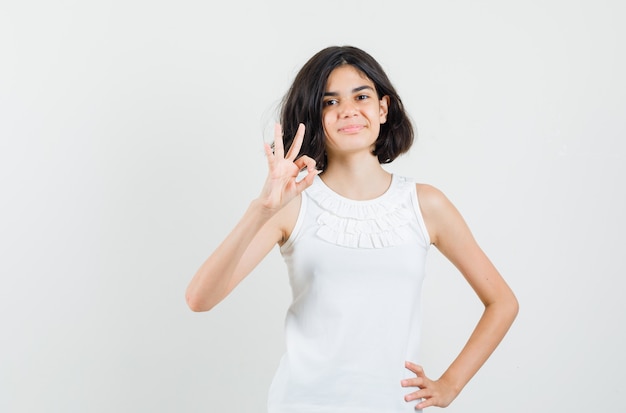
[[414, 182, 447, 205], [414, 182, 459, 214], [413, 182, 462, 244]]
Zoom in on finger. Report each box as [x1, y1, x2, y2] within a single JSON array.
[[263, 142, 274, 160], [293, 154, 316, 171], [273, 123, 285, 158], [405, 361, 425, 377], [415, 397, 435, 410], [295, 156, 319, 192], [400, 377, 425, 388], [404, 384, 436, 406], [296, 171, 318, 193], [405, 385, 432, 399], [404, 389, 427, 403], [285, 123, 305, 161]]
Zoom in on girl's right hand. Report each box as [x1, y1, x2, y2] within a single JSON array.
[[259, 123, 318, 213]]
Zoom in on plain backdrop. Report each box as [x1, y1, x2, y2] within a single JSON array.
[[1, 1, 625, 412]]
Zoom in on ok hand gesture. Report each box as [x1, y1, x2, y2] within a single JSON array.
[[260, 123, 318, 213]]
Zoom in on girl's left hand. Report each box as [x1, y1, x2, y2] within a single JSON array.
[[401, 361, 458, 409]]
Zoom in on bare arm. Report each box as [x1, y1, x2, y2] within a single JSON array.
[[185, 124, 318, 312], [402, 184, 519, 409]]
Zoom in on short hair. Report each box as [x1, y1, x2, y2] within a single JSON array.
[[279, 45, 414, 171]]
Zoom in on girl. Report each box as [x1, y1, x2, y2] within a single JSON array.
[[185, 45, 518, 412]]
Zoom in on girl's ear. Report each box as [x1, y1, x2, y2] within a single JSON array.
[[379, 95, 390, 124]]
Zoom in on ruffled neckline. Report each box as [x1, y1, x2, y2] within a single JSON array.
[[306, 174, 416, 249]]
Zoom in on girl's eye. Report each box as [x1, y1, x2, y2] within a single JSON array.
[[324, 99, 338, 106], [356, 94, 369, 100]]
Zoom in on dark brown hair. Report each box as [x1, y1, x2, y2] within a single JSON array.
[[279, 45, 414, 171]]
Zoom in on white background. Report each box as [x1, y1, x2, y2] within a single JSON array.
[[1, 1, 625, 412]]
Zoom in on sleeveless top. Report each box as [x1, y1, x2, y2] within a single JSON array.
[[268, 174, 431, 413]]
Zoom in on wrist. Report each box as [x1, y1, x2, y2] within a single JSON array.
[[249, 198, 279, 220], [437, 373, 464, 397]]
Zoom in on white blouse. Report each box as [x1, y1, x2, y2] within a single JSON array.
[[269, 174, 431, 413]]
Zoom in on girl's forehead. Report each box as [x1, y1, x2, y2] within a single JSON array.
[[326, 65, 373, 88]]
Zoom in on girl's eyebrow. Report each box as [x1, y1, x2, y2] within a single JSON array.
[[323, 85, 374, 97]]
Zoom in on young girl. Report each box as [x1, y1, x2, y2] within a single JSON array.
[[186, 45, 518, 412]]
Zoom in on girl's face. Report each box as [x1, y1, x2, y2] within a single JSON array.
[[321, 65, 389, 159]]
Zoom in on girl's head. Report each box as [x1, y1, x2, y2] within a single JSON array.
[[279, 45, 414, 171]]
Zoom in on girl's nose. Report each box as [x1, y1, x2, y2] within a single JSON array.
[[339, 100, 358, 117]]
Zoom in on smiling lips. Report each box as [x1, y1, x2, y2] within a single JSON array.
[[338, 124, 365, 133]]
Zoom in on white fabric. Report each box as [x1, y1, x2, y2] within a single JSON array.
[[269, 174, 431, 413]]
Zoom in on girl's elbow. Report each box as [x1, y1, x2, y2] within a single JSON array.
[[502, 291, 520, 323], [185, 291, 216, 312], [510, 293, 520, 319], [486, 290, 519, 321]]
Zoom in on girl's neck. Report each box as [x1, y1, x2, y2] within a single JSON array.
[[320, 156, 392, 201]]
